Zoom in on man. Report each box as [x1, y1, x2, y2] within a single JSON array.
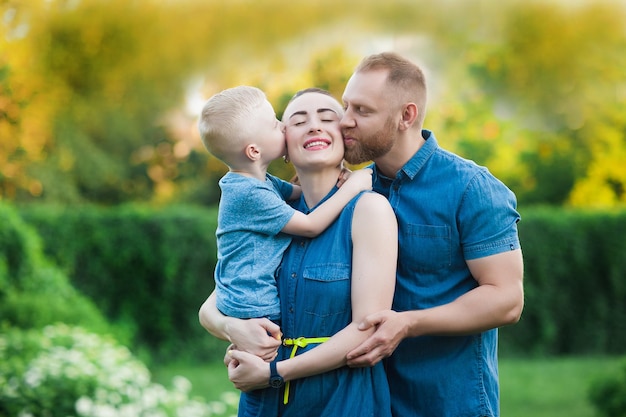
[[340, 52, 524, 416]]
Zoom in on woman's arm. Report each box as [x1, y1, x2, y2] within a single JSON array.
[[199, 291, 281, 361], [228, 193, 398, 391]]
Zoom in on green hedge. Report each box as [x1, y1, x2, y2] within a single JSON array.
[[0, 204, 111, 337], [19, 204, 227, 361], [15, 203, 626, 359], [500, 207, 626, 356]]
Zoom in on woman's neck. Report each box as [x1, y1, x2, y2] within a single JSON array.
[[296, 167, 342, 209]]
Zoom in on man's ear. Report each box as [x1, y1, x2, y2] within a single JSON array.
[[399, 103, 418, 131], [244, 144, 261, 161]]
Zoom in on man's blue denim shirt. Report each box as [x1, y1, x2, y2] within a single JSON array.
[[373, 129, 521, 417]]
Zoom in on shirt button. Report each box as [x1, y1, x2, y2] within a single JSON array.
[[291, 272, 296, 278]]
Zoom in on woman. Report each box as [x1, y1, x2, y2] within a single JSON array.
[[199, 88, 398, 416]]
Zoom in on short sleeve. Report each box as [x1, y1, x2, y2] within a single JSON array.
[[218, 174, 295, 237], [459, 170, 521, 260]]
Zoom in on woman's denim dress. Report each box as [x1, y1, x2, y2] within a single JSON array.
[[238, 190, 392, 417]]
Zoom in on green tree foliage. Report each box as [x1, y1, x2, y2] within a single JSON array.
[[1, 0, 625, 207], [459, 2, 626, 206]]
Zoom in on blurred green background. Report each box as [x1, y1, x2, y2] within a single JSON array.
[[2, 0, 625, 208], [2, 0, 626, 416]]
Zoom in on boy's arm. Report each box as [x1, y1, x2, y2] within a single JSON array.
[[281, 168, 372, 238]]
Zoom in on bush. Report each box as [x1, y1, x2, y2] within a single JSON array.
[[0, 203, 113, 338], [0, 324, 238, 417], [20, 204, 225, 361], [589, 357, 626, 417], [499, 207, 626, 356]]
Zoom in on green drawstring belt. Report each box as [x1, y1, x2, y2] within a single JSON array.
[[281, 337, 330, 404]]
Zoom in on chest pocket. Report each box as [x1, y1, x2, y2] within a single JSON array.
[[302, 263, 351, 317], [400, 224, 451, 273]]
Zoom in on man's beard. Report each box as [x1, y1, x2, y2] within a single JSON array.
[[343, 117, 396, 165]]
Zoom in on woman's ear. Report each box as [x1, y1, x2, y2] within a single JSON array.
[[399, 103, 418, 131], [244, 144, 261, 161]]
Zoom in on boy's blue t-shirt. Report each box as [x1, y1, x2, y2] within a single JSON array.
[[214, 172, 295, 320]]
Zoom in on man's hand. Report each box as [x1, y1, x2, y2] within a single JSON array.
[[336, 165, 352, 187], [346, 310, 407, 367]]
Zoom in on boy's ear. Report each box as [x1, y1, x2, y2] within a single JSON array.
[[244, 144, 261, 161]]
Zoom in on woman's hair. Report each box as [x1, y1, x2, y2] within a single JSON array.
[[356, 52, 428, 126], [284, 87, 341, 121], [290, 87, 333, 101], [197, 85, 266, 163]]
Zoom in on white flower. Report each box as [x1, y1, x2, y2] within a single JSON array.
[[76, 396, 93, 415], [209, 401, 227, 415], [92, 403, 117, 417], [172, 376, 192, 394], [221, 391, 240, 407]]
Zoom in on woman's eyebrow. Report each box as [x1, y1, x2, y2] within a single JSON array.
[[288, 110, 308, 119], [288, 108, 338, 120]]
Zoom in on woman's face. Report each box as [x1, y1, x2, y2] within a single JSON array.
[[282, 92, 345, 171]]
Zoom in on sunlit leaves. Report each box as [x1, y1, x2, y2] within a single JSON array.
[[1, 0, 625, 206]]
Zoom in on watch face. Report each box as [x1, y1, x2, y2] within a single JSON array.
[[270, 376, 283, 388]]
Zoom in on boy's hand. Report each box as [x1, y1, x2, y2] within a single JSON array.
[[341, 168, 373, 193]]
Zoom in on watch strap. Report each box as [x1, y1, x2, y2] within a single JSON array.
[[269, 360, 283, 388]]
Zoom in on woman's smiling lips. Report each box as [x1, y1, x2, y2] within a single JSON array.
[[303, 138, 331, 150]]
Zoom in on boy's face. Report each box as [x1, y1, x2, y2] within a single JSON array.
[[248, 99, 286, 162]]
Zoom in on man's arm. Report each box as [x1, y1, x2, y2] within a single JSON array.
[[346, 249, 524, 367], [199, 291, 281, 361]]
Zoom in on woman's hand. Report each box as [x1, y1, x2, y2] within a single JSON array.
[[227, 350, 272, 392]]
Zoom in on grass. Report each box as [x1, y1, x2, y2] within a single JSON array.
[[500, 356, 620, 417], [151, 359, 237, 404], [152, 356, 622, 416]]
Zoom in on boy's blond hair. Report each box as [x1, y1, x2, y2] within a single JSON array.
[[198, 86, 266, 165]]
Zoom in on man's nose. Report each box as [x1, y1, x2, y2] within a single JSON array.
[[340, 112, 355, 128]]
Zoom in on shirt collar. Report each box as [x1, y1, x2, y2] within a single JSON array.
[[375, 129, 438, 181]]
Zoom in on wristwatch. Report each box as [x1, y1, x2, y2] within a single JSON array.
[[269, 360, 284, 388]]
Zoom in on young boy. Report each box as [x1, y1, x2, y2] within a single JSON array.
[[198, 86, 371, 322]]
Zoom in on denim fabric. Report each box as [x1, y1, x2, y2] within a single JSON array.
[[374, 130, 521, 417], [238, 190, 392, 417], [215, 172, 294, 320]]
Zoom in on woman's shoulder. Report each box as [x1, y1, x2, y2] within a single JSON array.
[[353, 191, 395, 218]]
